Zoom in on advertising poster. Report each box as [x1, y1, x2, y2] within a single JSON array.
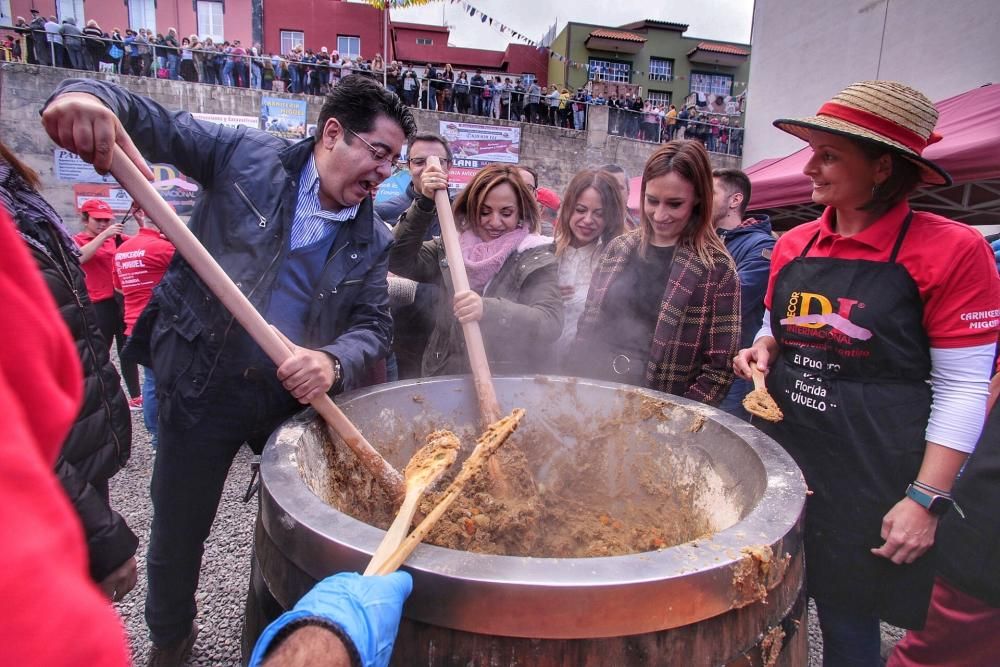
[[73, 183, 133, 212], [439, 121, 521, 167], [373, 170, 411, 210], [71, 164, 201, 217], [54, 149, 118, 184], [261, 96, 308, 139]]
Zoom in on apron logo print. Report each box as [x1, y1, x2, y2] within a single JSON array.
[[781, 291, 872, 341]]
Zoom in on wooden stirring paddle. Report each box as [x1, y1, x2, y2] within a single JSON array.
[[369, 409, 524, 576], [109, 147, 406, 502], [364, 430, 460, 575], [426, 155, 509, 490], [743, 367, 784, 422]]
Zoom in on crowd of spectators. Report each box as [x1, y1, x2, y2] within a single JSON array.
[[1, 19, 744, 156]]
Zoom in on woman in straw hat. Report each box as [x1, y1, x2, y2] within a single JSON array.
[[734, 81, 1000, 664]]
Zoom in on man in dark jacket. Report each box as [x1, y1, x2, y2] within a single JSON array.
[[42, 75, 416, 665], [0, 149, 138, 606], [375, 131, 451, 235], [375, 132, 451, 379], [712, 168, 775, 419], [470, 70, 486, 116]]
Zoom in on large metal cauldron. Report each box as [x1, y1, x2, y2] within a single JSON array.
[[242, 376, 808, 666]]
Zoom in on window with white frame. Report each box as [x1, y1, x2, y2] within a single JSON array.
[[196, 1, 224, 42], [337, 35, 361, 60], [690, 72, 733, 97], [128, 0, 156, 33], [0, 1, 12, 27], [648, 57, 673, 82], [588, 58, 630, 84], [57, 0, 85, 23], [416, 37, 433, 45], [647, 90, 671, 108], [280, 30, 304, 54]]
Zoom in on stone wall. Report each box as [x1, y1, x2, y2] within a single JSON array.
[[0, 62, 738, 229]]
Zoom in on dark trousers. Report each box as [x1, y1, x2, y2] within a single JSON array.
[[815, 599, 882, 666], [144, 373, 299, 645], [93, 297, 140, 398]]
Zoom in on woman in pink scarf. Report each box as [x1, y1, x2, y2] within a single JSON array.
[[388, 162, 563, 377]]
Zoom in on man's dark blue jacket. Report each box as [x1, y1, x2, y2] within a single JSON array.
[[48, 79, 394, 429], [718, 215, 775, 349]]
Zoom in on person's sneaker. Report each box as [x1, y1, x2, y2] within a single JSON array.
[[147, 623, 199, 667], [128, 395, 144, 412]]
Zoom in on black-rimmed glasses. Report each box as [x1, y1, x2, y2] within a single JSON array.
[[346, 128, 395, 168], [402, 157, 452, 168]]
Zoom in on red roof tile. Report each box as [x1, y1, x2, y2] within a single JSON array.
[[691, 41, 750, 56], [588, 29, 647, 43]]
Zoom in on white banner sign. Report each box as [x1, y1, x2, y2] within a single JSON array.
[[191, 112, 260, 129], [54, 149, 118, 184]]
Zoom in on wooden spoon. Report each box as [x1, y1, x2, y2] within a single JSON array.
[[108, 147, 407, 502], [364, 430, 460, 575], [742, 367, 784, 422], [369, 408, 524, 576]]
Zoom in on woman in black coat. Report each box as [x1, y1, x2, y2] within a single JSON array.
[[0, 141, 138, 602]]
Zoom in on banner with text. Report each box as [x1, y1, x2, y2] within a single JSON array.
[[261, 96, 308, 139]]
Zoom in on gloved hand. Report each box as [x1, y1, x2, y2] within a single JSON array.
[[990, 238, 1000, 275], [249, 571, 413, 667]]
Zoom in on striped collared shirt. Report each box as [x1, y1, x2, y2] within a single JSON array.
[[290, 154, 360, 250]]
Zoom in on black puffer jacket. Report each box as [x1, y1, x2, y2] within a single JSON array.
[[2, 164, 137, 582]]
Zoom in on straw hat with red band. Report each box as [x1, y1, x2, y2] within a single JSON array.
[[773, 80, 952, 186]]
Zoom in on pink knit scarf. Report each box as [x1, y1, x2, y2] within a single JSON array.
[[459, 227, 529, 292]]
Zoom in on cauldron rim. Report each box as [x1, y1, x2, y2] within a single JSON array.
[[258, 375, 807, 637]]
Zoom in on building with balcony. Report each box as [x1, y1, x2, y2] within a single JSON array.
[[546, 18, 751, 113], [6, 0, 254, 46]]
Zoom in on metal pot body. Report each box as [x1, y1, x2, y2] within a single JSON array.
[[243, 376, 808, 665]]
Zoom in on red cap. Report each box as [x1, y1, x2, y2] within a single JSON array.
[[80, 199, 114, 219], [535, 187, 561, 211]]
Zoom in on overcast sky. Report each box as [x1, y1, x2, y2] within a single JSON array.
[[360, 0, 755, 51]]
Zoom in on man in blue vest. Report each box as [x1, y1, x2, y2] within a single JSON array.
[[42, 74, 416, 666]]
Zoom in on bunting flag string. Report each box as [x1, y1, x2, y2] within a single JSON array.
[[380, 0, 750, 88]]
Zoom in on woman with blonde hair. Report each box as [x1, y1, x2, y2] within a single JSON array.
[[552, 169, 626, 366], [389, 162, 563, 376], [574, 140, 740, 403]]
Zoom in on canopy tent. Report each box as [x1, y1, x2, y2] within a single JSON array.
[[744, 83, 1000, 230]]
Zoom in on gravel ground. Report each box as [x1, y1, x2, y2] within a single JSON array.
[[108, 408, 905, 666], [109, 411, 257, 666]]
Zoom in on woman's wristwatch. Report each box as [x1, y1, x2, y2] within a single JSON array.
[[905, 482, 964, 518]]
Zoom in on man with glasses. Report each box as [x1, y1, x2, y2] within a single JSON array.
[[376, 133, 454, 379], [376, 131, 453, 240], [41, 74, 416, 666]]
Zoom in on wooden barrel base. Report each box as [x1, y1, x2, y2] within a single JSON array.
[[242, 515, 808, 667]]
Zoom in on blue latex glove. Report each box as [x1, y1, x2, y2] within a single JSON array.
[[249, 571, 413, 667], [991, 239, 1000, 275]]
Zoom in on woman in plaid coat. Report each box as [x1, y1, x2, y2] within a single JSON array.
[[574, 140, 740, 405]]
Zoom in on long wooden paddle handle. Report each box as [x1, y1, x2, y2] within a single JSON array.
[[426, 156, 501, 424], [109, 147, 405, 502], [751, 366, 767, 392]]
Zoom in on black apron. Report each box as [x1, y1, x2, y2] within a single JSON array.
[[765, 212, 935, 629]]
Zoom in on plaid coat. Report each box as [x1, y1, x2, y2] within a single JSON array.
[[575, 230, 740, 405]]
